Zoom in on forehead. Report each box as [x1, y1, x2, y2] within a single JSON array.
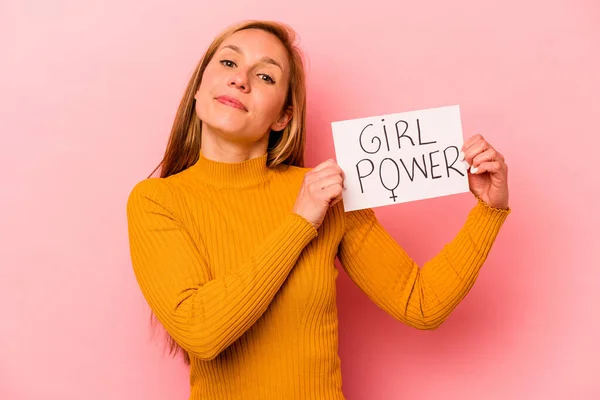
[[220, 29, 289, 66]]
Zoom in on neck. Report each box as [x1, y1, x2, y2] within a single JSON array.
[[200, 124, 270, 163], [190, 149, 271, 190]]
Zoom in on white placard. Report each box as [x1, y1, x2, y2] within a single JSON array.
[[331, 105, 470, 212]]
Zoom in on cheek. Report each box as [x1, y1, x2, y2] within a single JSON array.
[[194, 81, 215, 120], [194, 90, 207, 120], [196, 67, 221, 100], [256, 90, 286, 120]]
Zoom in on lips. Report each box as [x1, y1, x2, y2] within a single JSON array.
[[216, 95, 247, 111]]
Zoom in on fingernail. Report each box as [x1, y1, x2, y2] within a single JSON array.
[[459, 151, 465, 161], [470, 166, 478, 174], [463, 160, 470, 169]]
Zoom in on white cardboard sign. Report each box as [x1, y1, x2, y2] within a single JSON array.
[[331, 105, 469, 212]]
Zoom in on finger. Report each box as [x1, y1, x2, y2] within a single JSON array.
[[463, 139, 490, 165], [311, 174, 343, 191], [308, 164, 344, 184], [319, 184, 343, 202], [330, 193, 343, 206], [317, 163, 344, 178], [329, 166, 347, 188], [469, 161, 505, 175], [311, 158, 336, 173], [472, 148, 504, 167], [462, 133, 485, 150]]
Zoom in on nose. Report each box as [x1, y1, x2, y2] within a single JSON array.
[[229, 70, 250, 92]]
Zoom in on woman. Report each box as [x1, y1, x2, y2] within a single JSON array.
[[126, 20, 510, 399]]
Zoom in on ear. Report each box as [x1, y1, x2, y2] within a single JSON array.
[[271, 106, 293, 132]]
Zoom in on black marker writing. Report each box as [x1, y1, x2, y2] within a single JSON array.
[[352, 116, 463, 202], [399, 155, 428, 181], [379, 158, 400, 201], [429, 150, 442, 179], [382, 119, 391, 151], [356, 159, 374, 193], [359, 118, 437, 155], [443, 146, 464, 178], [417, 119, 436, 145], [359, 124, 379, 154], [354, 146, 464, 201], [395, 120, 413, 149]]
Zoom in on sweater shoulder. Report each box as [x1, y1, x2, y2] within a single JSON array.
[[271, 163, 311, 181], [127, 177, 174, 215], [129, 164, 201, 196], [127, 168, 195, 215]]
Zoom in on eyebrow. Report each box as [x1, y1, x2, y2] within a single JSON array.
[[221, 44, 283, 71]]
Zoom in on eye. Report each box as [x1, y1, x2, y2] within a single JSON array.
[[258, 74, 276, 84], [220, 59, 236, 68]]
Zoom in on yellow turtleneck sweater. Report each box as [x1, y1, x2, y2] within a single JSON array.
[[126, 151, 510, 399]]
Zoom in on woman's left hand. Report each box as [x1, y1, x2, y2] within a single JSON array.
[[461, 134, 509, 210]]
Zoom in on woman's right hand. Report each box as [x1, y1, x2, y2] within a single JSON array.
[[292, 159, 345, 230]]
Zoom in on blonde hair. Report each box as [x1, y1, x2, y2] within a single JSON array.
[[148, 20, 308, 364]]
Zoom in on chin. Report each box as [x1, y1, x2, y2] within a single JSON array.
[[198, 106, 241, 132], [202, 119, 255, 143], [210, 117, 247, 135]]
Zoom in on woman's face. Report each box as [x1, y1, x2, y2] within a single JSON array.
[[195, 29, 292, 145]]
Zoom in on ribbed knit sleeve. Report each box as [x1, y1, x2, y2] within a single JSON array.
[[126, 179, 318, 360], [337, 197, 510, 330]]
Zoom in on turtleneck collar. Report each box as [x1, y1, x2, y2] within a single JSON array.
[[189, 150, 272, 189]]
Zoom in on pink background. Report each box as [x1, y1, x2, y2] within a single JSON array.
[[1, 0, 598, 399]]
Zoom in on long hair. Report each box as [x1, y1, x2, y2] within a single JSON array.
[[148, 20, 308, 365]]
